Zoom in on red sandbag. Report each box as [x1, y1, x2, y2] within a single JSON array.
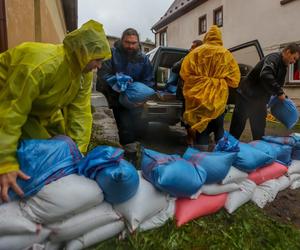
[[175, 193, 227, 227], [248, 162, 288, 185]]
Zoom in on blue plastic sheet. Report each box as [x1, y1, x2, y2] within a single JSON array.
[[107, 73, 133, 93], [183, 147, 237, 184], [214, 131, 240, 152], [233, 143, 275, 172], [268, 96, 299, 129], [9, 136, 81, 200]]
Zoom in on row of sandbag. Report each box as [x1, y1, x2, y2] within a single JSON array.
[[0, 172, 175, 250]]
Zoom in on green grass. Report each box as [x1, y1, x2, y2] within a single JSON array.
[[91, 203, 300, 250]]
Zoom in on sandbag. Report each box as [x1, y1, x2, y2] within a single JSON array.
[[9, 136, 81, 200], [141, 148, 179, 182], [251, 179, 280, 208], [119, 82, 155, 109], [290, 180, 300, 190], [95, 159, 139, 204], [248, 162, 288, 185], [262, 135, 296, 147], [138, 198, 175, 232], [225, 179, 256, 214], [276, 175, 291, 191], [248, 140, 277, 159], [268, 96, 299, 129], [0, 228, 50, 250], [233, 143, 274, 172], [201, 183, 240, 195], [175, 194, 227, 227], [0, 201, 38, 235], [142, 148, 206, 197], [287, 160, 300, 175], [107, 73, 132, 92], [48, 202, 120, 242], [221, 166, 248, 185], [77, 146, 124, 179], [21, 174, 103, 224], [183, 147, 236, 184], [289, 173, 300, 182], [291, 133, 300, 160], [113, 172, 169, 232], [65, 220, 125, 250]]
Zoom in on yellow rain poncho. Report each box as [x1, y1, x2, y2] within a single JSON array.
[[180, 25, 240, 133], [0, 20, 111, 174]]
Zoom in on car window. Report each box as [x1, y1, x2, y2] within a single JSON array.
[[155, 51, 187, 89]]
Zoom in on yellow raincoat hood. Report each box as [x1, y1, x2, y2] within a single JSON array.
[[180, 25, 240, 133], [63, 20, 111, 73]]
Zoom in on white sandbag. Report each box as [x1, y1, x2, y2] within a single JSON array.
[[288, 173, 300, 182], [48, 202, 120, 242], [221, 167, 248, 185], [276, 175, 291, 191], [251, 180, 280, 208], [201, 183, 240, 195], [225, 179, 256, 214], [0, 201, 39, 235], [0, 228, 50, 250], [20, 174, 103, 224], [287, 160, 300, 175], [65, 220, 125, 250], [114, 172, 169, 232], [138, 198, 175, 232], [290, 180, 300, 190]]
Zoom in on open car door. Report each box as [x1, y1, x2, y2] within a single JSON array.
[[228, 40, 264, 104]]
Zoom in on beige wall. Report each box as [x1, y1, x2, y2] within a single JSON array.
[[158, 0, 300, 52], [5, 0, 67, 48]]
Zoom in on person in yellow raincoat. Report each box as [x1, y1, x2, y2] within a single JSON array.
[[0, 20, 111, 202], [180, 25, 240, 150]]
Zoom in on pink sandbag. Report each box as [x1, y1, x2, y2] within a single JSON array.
[[175, 193, 227, 227], [248, 162, 288, 185]]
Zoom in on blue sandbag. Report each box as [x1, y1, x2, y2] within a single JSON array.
[[268, 96, 299, 129], [141, 148, 180, 182], [248, 140, 278, 160], [262, 135, 296, 147], [77, 146, 124, 179], [95, 159, 139, 204], [119, 82, 155, 109], [10, 136, 81, 200], [291, 133, 300, 160], [107, 73, 133, 93], [233, 143, 275, 172], [152, 159, 207, 197], [214, 131, 240, 152], [141, 148, 206, 197], [183, 147, 237, 184]]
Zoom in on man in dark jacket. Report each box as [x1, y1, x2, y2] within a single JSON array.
[[97, 28, 154, 159], [230, 43, 300, 140]]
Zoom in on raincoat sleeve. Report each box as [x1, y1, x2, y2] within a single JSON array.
[[65, 73, 93, 154], [0, 66, 40, 173], [224, 52, 241, 88], [260, 54, 284, 96]]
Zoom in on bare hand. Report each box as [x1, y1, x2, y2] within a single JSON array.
[[278, 94, 286, 101], [0, 170, 30, 202]]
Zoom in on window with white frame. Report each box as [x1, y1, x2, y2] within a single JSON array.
[[288, 60, 300, 84]]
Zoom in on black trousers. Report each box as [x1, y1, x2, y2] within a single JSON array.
[[195, 113, 225, 145], [229, 94, 267, 140], [112, 103, 143, 145]]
